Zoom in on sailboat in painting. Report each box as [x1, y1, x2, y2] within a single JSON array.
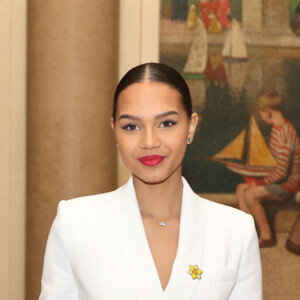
[[183, 17, 207, 78], [210, 116, 277, 177], [221, 18, 248, 62]]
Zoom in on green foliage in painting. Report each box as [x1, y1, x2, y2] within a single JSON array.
[[229, 0, 242, 22]]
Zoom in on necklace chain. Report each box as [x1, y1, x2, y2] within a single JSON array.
[[140, 209, 180, 227]]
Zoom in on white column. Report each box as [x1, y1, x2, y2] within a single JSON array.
[[118, 0, 160, 185], [0, 0, 27, 299], [119, 0, 160, 78]]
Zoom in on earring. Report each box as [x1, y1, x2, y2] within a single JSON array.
[[188, 138, 193, 144], [116, 144, 119, 149]]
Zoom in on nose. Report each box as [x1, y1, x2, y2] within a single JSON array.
[[140, 128, 161, 150]]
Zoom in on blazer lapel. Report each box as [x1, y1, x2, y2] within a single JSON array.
[[108, 177, 164, 300], [164, 177, 207, 299]]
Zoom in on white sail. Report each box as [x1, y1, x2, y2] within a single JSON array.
[[183, 18, 208, 74], [221, 26, 232, 57], [222, 19, 247, 60]]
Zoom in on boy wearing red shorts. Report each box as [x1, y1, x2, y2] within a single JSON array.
[[236, 90, 300, 247]]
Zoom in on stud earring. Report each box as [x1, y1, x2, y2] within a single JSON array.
[[116, 144, 119, 149], [188, 138, 193, 144]]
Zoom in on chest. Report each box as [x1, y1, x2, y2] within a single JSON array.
[[142, 217, 180, 290], [67, 222, 239, 300]]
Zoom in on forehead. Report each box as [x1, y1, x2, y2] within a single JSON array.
[[116, 82, 184, 115]]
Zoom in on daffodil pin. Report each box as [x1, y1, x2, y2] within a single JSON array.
[[188, 265, 202, 280]]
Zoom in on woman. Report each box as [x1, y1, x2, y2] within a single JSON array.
[[39, 63, 262, 299]]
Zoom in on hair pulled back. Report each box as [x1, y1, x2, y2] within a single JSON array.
[[113, 62, 192, 120]]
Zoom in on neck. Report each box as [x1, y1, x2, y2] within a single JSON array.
[[133, 172, 183, 219]]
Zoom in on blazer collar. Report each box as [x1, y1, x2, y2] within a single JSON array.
[[108, 177, 206, 300]]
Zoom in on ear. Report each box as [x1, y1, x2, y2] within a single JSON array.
[[110, 118, 115, 131], [188, 113, 199, 140], [267, 110, 272, 118], [262, 109, 272, 119]]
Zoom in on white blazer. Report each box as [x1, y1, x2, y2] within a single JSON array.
[[39, 177, 262, 300]]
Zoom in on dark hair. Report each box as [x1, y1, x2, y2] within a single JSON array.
[[112, 62, 192, 120]]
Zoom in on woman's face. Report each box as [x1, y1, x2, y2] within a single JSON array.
[[111, 81, 198, 184]]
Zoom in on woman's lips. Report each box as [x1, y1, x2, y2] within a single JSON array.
[[138, 155, 165, 166]]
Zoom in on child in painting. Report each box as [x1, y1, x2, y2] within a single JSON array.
[[199, 0, 211, 30], [186, 4, 198, 30], [218, 0, 230, 29], [210, 0, 219, 17], [236, 90, 300, 247], [211, 0, 230, 29], [208, 13, 222, 34]]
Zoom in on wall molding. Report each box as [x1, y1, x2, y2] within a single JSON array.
[[0, 1, 27, 299]]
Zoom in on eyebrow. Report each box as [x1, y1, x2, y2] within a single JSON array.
[[118, 110, 179, 121]]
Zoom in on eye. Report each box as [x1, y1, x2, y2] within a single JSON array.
[[160, 120, 177, 128], [121, 123, 140, 131]]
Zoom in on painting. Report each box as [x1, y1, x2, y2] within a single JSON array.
[[160, 2, 300, 297]]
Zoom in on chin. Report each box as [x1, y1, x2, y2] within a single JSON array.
[[133, 173, 169, 185], [132, 165, 182, 185]]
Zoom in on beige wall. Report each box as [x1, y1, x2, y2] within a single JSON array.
[[0, 0, 27, 299]]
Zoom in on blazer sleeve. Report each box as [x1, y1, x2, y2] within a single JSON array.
[[39, 201, 79, 300], [229, 215, 262, 300]]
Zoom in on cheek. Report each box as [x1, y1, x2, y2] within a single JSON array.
[[261, 115, 271, 124], [117, 137, 136, 155], [259, 112, 268, 122], [165, 130, 189, 154]]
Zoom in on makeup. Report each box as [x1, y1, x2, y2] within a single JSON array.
[[138, 155, 165, 166]]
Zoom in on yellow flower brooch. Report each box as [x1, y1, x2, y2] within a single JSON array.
[[188, 265, 203, 280]]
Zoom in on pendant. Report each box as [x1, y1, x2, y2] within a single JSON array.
[[159, 222, 166, 226]]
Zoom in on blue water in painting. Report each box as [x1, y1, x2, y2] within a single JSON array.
[[161, 46, 300, 194]]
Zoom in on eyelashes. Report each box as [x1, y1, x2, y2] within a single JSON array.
[[121, 124, 140, 131], [121, 119, 177, 131], [159, 120, 177, 128]]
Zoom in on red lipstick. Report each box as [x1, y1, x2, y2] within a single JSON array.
[[138, 155, 165, 166]]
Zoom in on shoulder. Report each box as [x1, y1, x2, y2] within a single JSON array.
[[196, 196, 257, 255], [57, 183, 126, 219], [282, 119, 298, 136], [282, 120, 299, 143], [203, 195, 251, 219], [201, 196, 248, 219], [182, 177, 252, 229], [198, 195, 254, 233]]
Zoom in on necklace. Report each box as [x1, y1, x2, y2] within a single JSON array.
[[140, 209, 180, 227]]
